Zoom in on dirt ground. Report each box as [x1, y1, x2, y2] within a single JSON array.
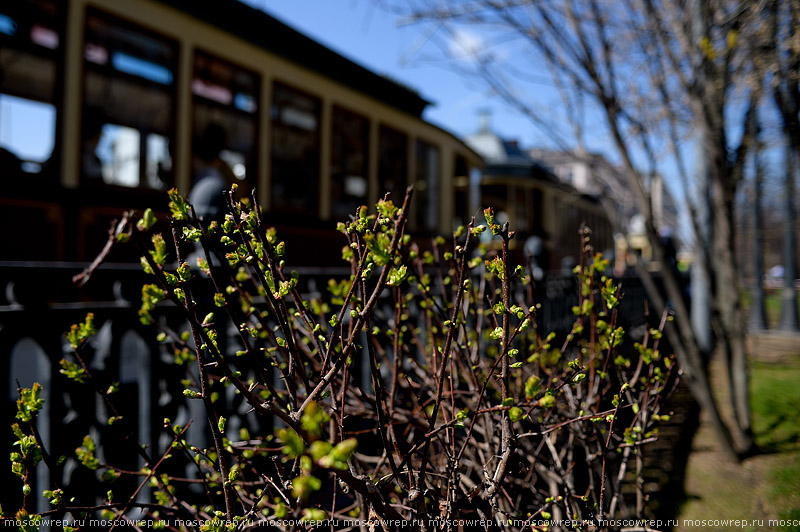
[[746, 332, 800, 364], [674, 332, 800, 532]]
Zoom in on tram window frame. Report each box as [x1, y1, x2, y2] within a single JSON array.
[[191, 49, 260, 190], [330, 104, 369, 220], [81, 8, 178, 189], [0, 0, 63, 178], [270, 80, 321, 216]]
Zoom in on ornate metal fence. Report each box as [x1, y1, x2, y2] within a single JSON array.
[[0, 261, 663, 517]]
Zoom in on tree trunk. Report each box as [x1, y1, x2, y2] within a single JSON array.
[[749, 141, 767, 331], [710, 171, 756, 454], [635, 259, 740, 461], [779, 143, 799, 331], [691, 147, 714, 356], [603, 95, 749, 459]]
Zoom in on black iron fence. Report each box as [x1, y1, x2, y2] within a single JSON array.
[[0, 261, 665, 518]]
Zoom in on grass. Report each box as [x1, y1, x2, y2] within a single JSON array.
[[676, 345, 800, 532], [740, 289, 800, 328], [751, 359, 800, 530], [751, 360, 800, 451]]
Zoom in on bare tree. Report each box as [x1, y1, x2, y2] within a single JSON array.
[[756, 0, 800, 329], [386, 0, 779, 458], [768, 0, 800, 154]]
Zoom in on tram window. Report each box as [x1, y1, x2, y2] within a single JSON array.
[[30, 24, 58, 49], [95, 124, 140, 186], [192, 51, 259, 188], [378, 125, 407, 202], [0, 42, 58, 104], [414, 140, 440, 231], [146, 133, 171, 188], [0, 15, 14, 36], [82, 10, 177, 188], [330, 105, 368, 219], [0, 95, 56, 173], [271, 82, 320, 214], [0, 0, 61, 177]]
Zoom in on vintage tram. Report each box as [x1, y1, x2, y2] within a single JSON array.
[[0, 0, 483, 265], [0, 0, 626, 518]]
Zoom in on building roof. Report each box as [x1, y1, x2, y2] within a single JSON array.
[[156, 0, 430, 117], [465, 114, 555, 181], [529, 147, 680, 235]]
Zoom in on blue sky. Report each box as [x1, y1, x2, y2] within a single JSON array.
[[243, 0, 546, 148], [243, 2, 715, 243]]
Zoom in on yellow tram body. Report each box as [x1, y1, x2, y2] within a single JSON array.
[[0, 0, 482, 264]]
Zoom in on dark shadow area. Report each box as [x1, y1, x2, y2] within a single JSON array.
[[640, 383, 700, 531]]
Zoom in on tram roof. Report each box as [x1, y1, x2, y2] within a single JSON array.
[[157, 0, 431, 118]]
